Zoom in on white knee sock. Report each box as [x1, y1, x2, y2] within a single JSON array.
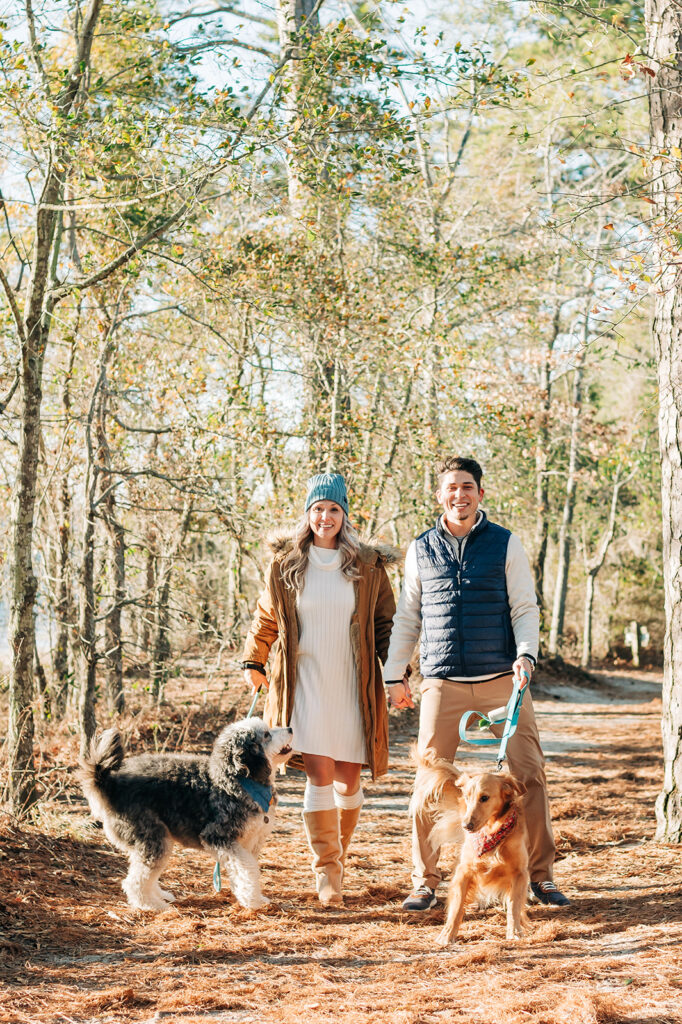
[[303, 781, 336, 812], [333, 785, 364, 810]]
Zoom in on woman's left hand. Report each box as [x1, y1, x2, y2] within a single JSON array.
[[244, 668, 268, 693]]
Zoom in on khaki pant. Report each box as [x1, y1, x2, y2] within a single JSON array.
[[412, 675, 556, 889]]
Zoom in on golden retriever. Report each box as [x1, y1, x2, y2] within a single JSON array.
[[411, 751, 530, 944]]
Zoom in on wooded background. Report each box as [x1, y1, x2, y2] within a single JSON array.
[[0, 0, 679, 838]]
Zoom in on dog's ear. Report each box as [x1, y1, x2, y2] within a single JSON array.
[[502, 776, 527, 799], [239, 734, 271, 784], [211, 728, 247, 781], [455, 773, 470, 789]]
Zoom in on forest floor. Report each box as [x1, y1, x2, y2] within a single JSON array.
[[0, 661, 680, 1024]]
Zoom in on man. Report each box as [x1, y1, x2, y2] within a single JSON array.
[[384, 456, 569, 910]]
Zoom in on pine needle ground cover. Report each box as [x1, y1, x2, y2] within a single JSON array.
[[1, 668, 680, 1024]]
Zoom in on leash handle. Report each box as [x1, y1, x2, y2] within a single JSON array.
[[458, 669, 531, 765]]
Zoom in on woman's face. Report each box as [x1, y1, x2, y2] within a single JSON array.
[[308, 500, 344, 547]]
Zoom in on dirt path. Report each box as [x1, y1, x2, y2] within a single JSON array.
[[1, 670, 681, 1024]]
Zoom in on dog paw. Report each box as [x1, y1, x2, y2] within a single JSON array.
[[130, 900, 170, 912], [436, 929, 453, 947], [158, 888, 176, 903], [240, 895, 271, 910]]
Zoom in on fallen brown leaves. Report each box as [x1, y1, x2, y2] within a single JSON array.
[[1, 667, 681, 1024]]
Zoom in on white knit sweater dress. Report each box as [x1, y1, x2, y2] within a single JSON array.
[[290, 545, 367, 763]]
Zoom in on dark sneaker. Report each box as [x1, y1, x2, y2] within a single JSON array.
[[402, 885, 437, 911], [530, 881, 571, 907]]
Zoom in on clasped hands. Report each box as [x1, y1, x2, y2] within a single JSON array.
[[386, 667, 415, 711]]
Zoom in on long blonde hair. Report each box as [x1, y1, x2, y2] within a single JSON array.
[[279, 513, 361, 592]]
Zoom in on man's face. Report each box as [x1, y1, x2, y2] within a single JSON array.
[[436, 470, 484, 524]]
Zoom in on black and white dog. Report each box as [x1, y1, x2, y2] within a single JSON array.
[[79, 717, 293, 911]]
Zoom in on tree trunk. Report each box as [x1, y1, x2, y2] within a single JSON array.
[[77, 473, 99, 758], [225, 538, 244, 645], [103, 515, 126, 714], [98, 390, 125, 714], [548, 346, 585, 655], [34, 645, 50, 722], [151, 503, 192, 704], [582, 572, 596, 669], [532, 259, 563, 610], [6, 0, 104, 808], [7, 326, 48, 813], [151, 558, 172, 704], [54, 341, 76, 717], [140, 536, 156, 660], [648, 0, 682, 842], [580, 467, 630, 668], [276, 0, 320, 219]]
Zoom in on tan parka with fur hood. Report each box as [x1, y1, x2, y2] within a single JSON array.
[[242, 533, 399, 779]]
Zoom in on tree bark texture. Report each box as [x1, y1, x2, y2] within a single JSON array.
[[580, 468, 629, 668], [77, 481, 98, 758], [276, 0, 320, 218], [7, 0, 104, 809], [54, 342, 76, 717], [532, 258, 563, 610], [548, 346, 585, 655], [103, 516, 126, 714], [648, 0, 682, 841], [7, 341, 45, 812], [98, 392, 125, 714], [151, 503, 192, 704]]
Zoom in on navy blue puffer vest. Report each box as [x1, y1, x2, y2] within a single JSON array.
[[415, 514, 515, 679]]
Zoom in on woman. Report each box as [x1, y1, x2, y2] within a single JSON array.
[[241, 472, 397, 905]]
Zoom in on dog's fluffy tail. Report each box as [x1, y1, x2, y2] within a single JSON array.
[[409, 745, 463, 819], [78, 729, 124, 812]]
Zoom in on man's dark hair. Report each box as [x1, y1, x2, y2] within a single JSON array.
[[435, 456, 483, 489]]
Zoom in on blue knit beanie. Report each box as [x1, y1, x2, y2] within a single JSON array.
[[305, 472, 349, 515]]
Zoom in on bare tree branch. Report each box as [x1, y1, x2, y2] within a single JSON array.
[[174, 37, 276, 58], [0, 368, 20, 415], [111, 414, 173, 435], [0, 265, 27, 346], [167, 2, 274, 28], [24, 0, 52, 96]]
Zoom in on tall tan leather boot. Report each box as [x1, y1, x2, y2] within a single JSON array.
[[339, 805, 361, 868], [302, 808, 344, 906]]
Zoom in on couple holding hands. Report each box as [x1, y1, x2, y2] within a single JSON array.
[[241, 458, 569, 911]]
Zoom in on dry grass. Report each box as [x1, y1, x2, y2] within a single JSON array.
[[1, 665, 680, 1024]]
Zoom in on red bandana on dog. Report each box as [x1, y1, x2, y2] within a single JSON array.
[[472, 808, 517, 857]]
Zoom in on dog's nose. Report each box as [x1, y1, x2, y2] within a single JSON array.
[[463, 821, 475, 832]]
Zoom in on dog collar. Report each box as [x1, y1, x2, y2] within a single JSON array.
[[472, 808, 517, 857], [239, 777, 273, 814]]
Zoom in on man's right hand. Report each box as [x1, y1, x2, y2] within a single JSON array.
[[244, 668, 268, 694], [387, 678, 415, 710]]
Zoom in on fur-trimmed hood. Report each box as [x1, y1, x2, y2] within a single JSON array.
[[265, 528, 402, 567]]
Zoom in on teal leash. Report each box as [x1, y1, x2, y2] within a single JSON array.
[[213, 684, 263, 893], [213, 860, 222, 893], [458, 671, 530, 771], [246, 684, 262, 720]]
